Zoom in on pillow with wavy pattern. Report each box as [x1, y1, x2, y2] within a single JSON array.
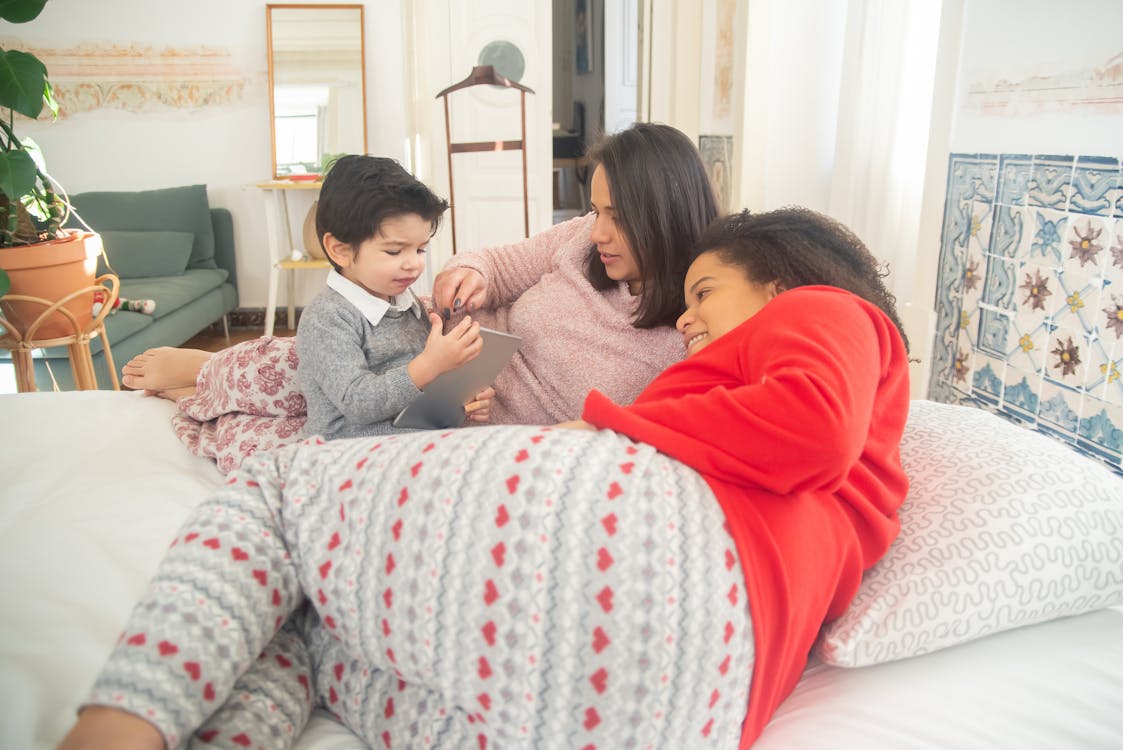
[[816, 399, 1123, 668]]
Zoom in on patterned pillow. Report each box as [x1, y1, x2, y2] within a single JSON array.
[[816, 399, 1123, 667]]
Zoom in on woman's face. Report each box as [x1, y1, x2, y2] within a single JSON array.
[[589, 165, 642, 294], [676, 251, 779, 357]]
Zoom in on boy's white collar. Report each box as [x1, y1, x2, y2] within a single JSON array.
[[327, 270, 421, 325]]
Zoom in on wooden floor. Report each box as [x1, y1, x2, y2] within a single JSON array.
[[182, 326, 294, 353]]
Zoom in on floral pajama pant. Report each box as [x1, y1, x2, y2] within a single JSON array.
[[86, 425, 754, 749]]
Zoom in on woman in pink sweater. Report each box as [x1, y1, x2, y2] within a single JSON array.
[[432, 123, 718, 424], [120, 124, 719, 467]]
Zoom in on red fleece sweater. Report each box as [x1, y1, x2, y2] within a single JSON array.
[[582, 286, 910, 747]]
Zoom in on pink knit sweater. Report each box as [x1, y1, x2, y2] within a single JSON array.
[[443, 214, 683, 424]]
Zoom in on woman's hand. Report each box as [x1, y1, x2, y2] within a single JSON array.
[[555, 419, 596, 431], [432, 267, 487, 317], [408, 313, 482, 389], [464, 387, 496, 424]]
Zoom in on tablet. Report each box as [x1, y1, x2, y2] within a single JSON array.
[[392, 327, 522, 430]]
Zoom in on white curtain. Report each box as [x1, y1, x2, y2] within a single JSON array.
[[827, 0, 943, 305]]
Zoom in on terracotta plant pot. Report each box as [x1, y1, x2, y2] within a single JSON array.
[[0, 231, 101, 341]]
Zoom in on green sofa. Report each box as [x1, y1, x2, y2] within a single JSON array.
[[1, 185, 238, 390]]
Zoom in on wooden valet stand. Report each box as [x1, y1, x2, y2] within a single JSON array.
[[0, 274, 121, 392], [436, 64, 534, 254]]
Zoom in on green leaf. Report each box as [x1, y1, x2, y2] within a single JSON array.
[[0, 268, 9, 299], [0, 49, 49, 119], [20, 135, 45, 170], [0, 0, 46, 23], [41, 76, 57, 118], [0, 147, 38, 201]]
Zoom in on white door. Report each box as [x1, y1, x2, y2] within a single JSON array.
[[603, 0, 640, 133], [404, 0, 553, 281]]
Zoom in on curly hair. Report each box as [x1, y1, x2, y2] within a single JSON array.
[[695, 207, 909, 352]]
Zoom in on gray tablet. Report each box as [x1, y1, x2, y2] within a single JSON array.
[[392, 327, 522, 430]]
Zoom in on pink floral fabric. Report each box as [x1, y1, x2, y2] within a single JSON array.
[[171, 337, 307, 474]]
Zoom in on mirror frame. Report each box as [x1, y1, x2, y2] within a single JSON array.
[[266, 3, 368, 179]]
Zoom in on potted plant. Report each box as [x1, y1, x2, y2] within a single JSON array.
[[0, 0, 102, 339]]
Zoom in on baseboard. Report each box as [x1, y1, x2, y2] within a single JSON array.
[[199, 308, 304, 331]]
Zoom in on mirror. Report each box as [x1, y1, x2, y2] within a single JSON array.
[[266, 4, 367, 178]]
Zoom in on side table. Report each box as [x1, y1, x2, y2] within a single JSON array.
[[256, 179, 330, 337], [0, 275, 121, 392]]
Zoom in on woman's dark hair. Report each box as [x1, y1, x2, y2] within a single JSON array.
[[584, 123, 720, 329], [696, 207, 910, 351], [316, 155, 449, 271]]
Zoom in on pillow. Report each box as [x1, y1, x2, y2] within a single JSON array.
[[68, 185, 218, 269], [96, 230, 194, 279], [816, 399, 1123, 668]]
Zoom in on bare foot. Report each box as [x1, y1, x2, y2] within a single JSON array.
[[57, 706, 165, 750], [121, 347, 212, 391]]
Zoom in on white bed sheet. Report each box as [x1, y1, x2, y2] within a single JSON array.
[[1, 391, 1120, 749]]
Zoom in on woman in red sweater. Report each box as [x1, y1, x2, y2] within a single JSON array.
[[60, 208, 909, 750], [576, 207, 911, 743]]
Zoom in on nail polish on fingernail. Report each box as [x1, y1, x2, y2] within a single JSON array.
[[453, 298, 462, 309], [442, 308, 451, 320]]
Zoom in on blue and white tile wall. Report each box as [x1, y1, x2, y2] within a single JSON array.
[[929, 152, 1123, 476]]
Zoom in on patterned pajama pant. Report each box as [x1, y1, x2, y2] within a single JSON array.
[[87, 425, 754, 749]]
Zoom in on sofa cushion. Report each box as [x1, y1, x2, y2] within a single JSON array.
[[120, 269, 228, 321], [97, 308, 154, 347], [97, 230, 194, 279], [69, 185, 218, 270]]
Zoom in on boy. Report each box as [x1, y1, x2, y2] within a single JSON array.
[[296, 155, 484, 439]]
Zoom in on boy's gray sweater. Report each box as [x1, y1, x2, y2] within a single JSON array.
[[295, 287, 428, 440]]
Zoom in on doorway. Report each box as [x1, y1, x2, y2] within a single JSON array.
[[551, 0, 639, 223]]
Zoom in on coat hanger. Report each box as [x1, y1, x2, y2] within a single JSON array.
[[436, 64, 534, 98], [435, 65, 535, 254]]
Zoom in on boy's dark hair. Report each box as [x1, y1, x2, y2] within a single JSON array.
[[697, 207, 910, 352], [584, 123, 720, 329], [316, 155, 449, 270]]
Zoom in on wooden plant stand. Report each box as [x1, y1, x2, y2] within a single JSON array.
[[0, 275, 121, 392]]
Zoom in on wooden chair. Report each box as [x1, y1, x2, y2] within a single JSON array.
[[0, 274, 121, 392]]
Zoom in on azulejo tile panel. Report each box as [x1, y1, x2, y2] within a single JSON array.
[[929, 153, 1123, 476]]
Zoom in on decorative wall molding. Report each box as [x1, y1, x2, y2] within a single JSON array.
[[3, 41, 250, 117], [966, 50, 1123, 116]]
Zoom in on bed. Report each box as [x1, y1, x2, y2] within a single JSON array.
[[1, 390, 1121, 749]]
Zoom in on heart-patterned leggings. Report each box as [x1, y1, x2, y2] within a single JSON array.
[[86, 425, 754, 749]]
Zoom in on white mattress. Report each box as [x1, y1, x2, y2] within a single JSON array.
[[1, 391, 1121, 749]]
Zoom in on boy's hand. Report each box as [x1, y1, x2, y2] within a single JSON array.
[[432, 267, 487, 318], [407, 312, 482, 389], [464, 386, 496, 424]]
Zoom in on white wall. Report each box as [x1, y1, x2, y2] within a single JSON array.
[[13, 0, 410, 309], [950, 0, 1123, 156]]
